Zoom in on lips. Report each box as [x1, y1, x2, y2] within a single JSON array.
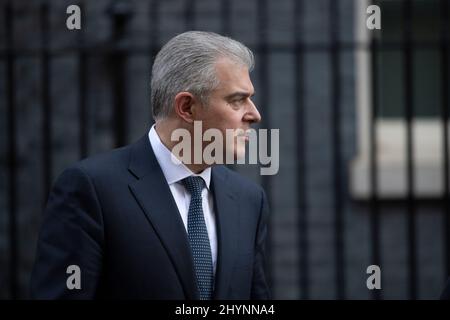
[[236, 128, 251, 137], [235, 133, 249, 141]]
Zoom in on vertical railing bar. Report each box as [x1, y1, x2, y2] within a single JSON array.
[[329, 0, 345, 300], [294, 0, 309, 300], [256, 0, 273, 293], [440, 0, 450, 281], [369, 0, 381, 301], [220, 0, 231, 36], [149, 0, 159, 124], [78, 2, 88, 159], [149, 0, 159, 51], [403, 0, 417, 300], [6, 1, 18, 300], [184, 0, 195, 30], [41, 2, 52, 200], [110, 2, 132, 148]]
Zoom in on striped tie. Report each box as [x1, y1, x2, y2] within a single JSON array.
[[182, 176, 214, 300]]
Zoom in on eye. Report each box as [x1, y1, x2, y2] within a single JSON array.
[[230, 98, 245, 108]]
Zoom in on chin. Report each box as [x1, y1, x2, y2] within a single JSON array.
[[234, 144, 247, 162]]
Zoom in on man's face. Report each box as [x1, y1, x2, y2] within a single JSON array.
[[195, 58, 261, 161]]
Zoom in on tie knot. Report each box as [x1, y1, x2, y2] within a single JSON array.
[[182, 176, 205, 197]]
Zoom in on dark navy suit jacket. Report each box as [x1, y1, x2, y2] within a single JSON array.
[[30, 134, 271, 299]]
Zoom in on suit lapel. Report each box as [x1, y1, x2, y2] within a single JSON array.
[[211, 166, 240, 299], [127, 135, 199, 300]]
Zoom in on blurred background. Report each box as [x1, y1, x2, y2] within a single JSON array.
[[1, 0, 449, 299]]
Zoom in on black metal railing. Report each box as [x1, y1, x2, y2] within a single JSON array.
[[1, 0, 450, 300]]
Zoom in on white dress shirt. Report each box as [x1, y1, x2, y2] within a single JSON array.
[[148, 125, 217, 275]]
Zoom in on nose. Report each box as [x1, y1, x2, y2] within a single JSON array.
[[244, 99, 262, 124]]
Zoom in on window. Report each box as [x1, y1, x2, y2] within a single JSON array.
[[350, 0, 449, 199]]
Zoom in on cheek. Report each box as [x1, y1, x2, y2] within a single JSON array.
[[203, 104, 244, 129], [221, 108, 244, 123]]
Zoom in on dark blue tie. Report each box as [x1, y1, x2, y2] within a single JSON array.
[[182, 176, 214, 300]]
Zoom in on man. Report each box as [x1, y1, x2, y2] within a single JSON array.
[[31, 31, 270, 299]]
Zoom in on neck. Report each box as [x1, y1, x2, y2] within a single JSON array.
[[154, 120, 209, 174]]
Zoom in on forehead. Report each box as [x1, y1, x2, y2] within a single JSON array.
[[214, 58, 254, 94]]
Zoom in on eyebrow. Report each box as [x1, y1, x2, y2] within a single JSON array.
[[225, 91, 255, 100]]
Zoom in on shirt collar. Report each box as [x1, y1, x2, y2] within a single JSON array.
[[148, 124, 211, 189]]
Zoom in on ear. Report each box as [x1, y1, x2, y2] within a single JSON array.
[[174, 92, 197, 123]]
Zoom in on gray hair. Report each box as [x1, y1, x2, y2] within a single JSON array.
[[151, 31, 254, 120]]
